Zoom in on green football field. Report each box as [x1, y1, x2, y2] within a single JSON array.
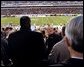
[[1, 16, 76, 26]]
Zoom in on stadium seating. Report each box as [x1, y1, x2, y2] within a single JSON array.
[[1, 6, 83, 15]]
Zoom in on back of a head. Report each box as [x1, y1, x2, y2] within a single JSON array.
[[65, 15, 83, 53], [20, 16, 31, 30]]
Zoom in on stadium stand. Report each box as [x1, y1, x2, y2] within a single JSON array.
[[1, 1, 83, 66], [1, 1, 83, 15]]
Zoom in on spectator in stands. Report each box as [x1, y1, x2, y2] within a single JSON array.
[[49, 15, 83, 66], [48, 25, 70, 64], [7, 16, 47, 66], [46, 27, 62, 56], [1, 30, 6, 39], [41, 30, 46, 43], [4, 27, 13, 39], [63, 15, 83, 66], [1, 32, 12, 66]]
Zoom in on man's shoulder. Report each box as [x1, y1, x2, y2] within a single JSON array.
[[51, 38, 69, 54], [53, 39, 65, 48], [8, 31, 20, 38], [9, 30, 19, 35]]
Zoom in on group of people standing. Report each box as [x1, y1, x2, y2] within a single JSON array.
[[1, 15, 83, 66]]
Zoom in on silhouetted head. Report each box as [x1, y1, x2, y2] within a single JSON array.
[[20, 16, 31, 30]]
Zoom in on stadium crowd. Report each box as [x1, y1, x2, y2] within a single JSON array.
[[1, 1, 83, 7], [1, 15, 83, 66], [1, 6, 83, 15]]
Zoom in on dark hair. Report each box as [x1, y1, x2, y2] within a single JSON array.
[[20, 16, 31, 29], [62, 26, 66, 36], [41, 30, 45, 35], [5, 27, 13, 31]]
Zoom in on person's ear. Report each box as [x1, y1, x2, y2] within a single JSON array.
[[64, 36, 71, 47]]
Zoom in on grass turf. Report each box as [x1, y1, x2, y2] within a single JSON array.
[[1, 16, 76, 26]]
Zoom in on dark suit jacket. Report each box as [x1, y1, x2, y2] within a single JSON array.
[[1, 38, 10, 66], [46, 33, 62, 55], [62, 58, 83, 66], [8, 29, 46, 66], [48, 38, 70, 64], [48, 58, 83, 67]]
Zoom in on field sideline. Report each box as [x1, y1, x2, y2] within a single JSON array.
[[1, 16, 76, 26]]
